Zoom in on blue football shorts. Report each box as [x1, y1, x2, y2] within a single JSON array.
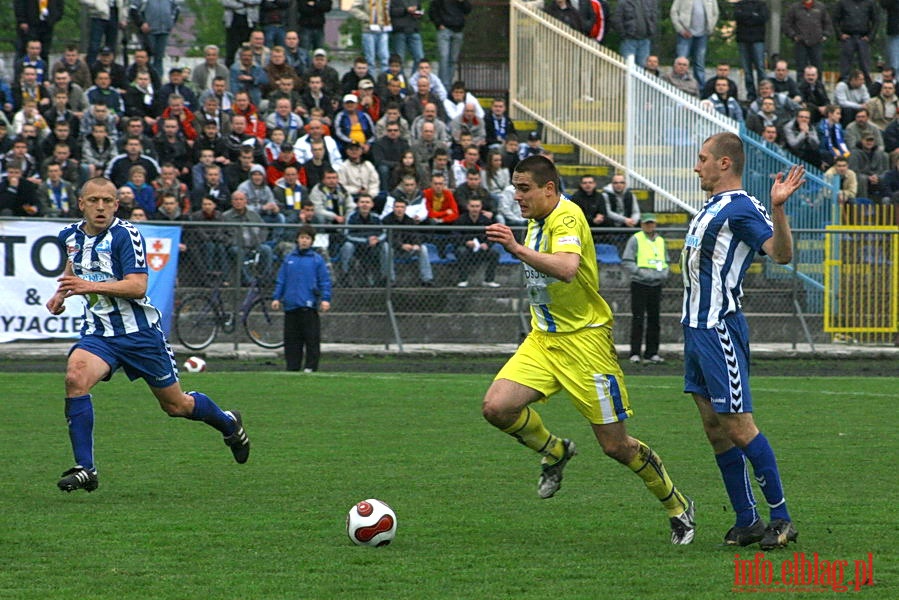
[[71, 325, 180, 388], [683, 313, 753, 414]]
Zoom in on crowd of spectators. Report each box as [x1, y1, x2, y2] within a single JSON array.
[[541, 0, 899, 206], [7, 0, 899, 289], [0, 1, 536, 288]]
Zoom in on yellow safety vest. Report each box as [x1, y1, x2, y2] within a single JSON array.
[[635, 231, 668, 271]]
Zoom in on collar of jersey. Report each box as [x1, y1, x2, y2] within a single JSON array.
[[706, 188, 747, 206]]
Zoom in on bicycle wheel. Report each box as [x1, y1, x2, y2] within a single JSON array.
[[244, 297, 284, 349], [176, 293, 220, 350]]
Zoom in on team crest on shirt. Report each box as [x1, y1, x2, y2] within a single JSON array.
[[705, 203, 723, 217], [95, 239, 112, 254], [146, 237, 172, 271]]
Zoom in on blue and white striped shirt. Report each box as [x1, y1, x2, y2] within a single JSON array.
[[680, 189, 773, 329], [57, 218, 161, 337]]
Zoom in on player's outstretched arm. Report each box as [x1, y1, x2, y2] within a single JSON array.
[[763, 165, 806, 264], [486, 223, 580, 283]]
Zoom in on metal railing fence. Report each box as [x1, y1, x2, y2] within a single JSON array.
[[172, 221, 534, 351], [174, 223, 899, 350], [508, 0, 839, 215], [4, 218, 897, 349], [822, 214, 899, 345]]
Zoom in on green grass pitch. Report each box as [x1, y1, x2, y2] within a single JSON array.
[[0, 372, 895, 599]]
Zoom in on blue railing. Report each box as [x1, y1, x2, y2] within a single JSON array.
[[740, 125, 835, 315], [740, 124, 839, 231]]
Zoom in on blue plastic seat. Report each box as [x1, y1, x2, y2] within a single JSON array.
[[493, 243, 521, 264], [424, 243, 456, 264], [394, 251, 417, 265], [595, 243, 622, 265]]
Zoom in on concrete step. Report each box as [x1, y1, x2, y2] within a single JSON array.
[[557, 164, 611, 177], [178, 310, 820, 347], [324, 313, 527, 344], [333, 286, 526, 314], [328, 278, 798, 316], [317, 312, 821, 345], [558, 121, 625, 132], [543, 142, 576, 155], [586, 145, 674, 157], [515, 120, 539, 132], [654, 212, 690, 225]]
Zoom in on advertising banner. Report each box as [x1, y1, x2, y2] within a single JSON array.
[[0, 220, 181, 343]]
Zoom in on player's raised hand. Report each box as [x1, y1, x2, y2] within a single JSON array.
[[486, 223, 516, 251], [770, 164, 806, 207]]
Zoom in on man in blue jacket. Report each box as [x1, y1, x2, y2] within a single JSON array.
[[272, 225, 333, 372]]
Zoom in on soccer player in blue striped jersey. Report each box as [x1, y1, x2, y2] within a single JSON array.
[[684, 133, 805, 549], [483, 156, 695, 545], [46, 177, 250, 493]]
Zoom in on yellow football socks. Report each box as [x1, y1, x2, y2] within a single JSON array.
[[627, 440, 689, 517], [502, 406, 565, 463]]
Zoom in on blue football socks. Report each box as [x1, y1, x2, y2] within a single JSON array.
[[743, 432, 791, 522], [65, 394, 95, 471], [715, 446, 759, 527], [187, 391, 236, 435]]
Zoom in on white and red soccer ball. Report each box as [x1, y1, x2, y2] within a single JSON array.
[[346, 499, 397, 547], [182, 356, 207, 373]]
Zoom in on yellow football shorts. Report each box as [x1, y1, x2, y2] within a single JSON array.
[[495, 326, 633, 425]]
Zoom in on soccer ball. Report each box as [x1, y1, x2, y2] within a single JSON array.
[[182, 356, 207, 373], [346, 499, 397, 547]]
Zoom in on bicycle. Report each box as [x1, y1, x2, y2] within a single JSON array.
[[175, 254, 284, 350]]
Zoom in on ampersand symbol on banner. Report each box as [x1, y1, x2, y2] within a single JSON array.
[[25, 288, 41, 305]]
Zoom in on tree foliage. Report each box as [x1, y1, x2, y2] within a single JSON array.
[[181, 0, 226, 57], [0, 1, 85, 54]]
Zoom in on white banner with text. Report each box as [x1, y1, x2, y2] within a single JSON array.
[[0, 220, 180, 343]]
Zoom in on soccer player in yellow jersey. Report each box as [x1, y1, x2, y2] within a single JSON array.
[[483, 156, 695, 544]]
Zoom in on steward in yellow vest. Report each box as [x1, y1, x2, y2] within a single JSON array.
[[621, 214, 669, 363]]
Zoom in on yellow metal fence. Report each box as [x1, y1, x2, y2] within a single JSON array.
[[824, 204, 898, 344]]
